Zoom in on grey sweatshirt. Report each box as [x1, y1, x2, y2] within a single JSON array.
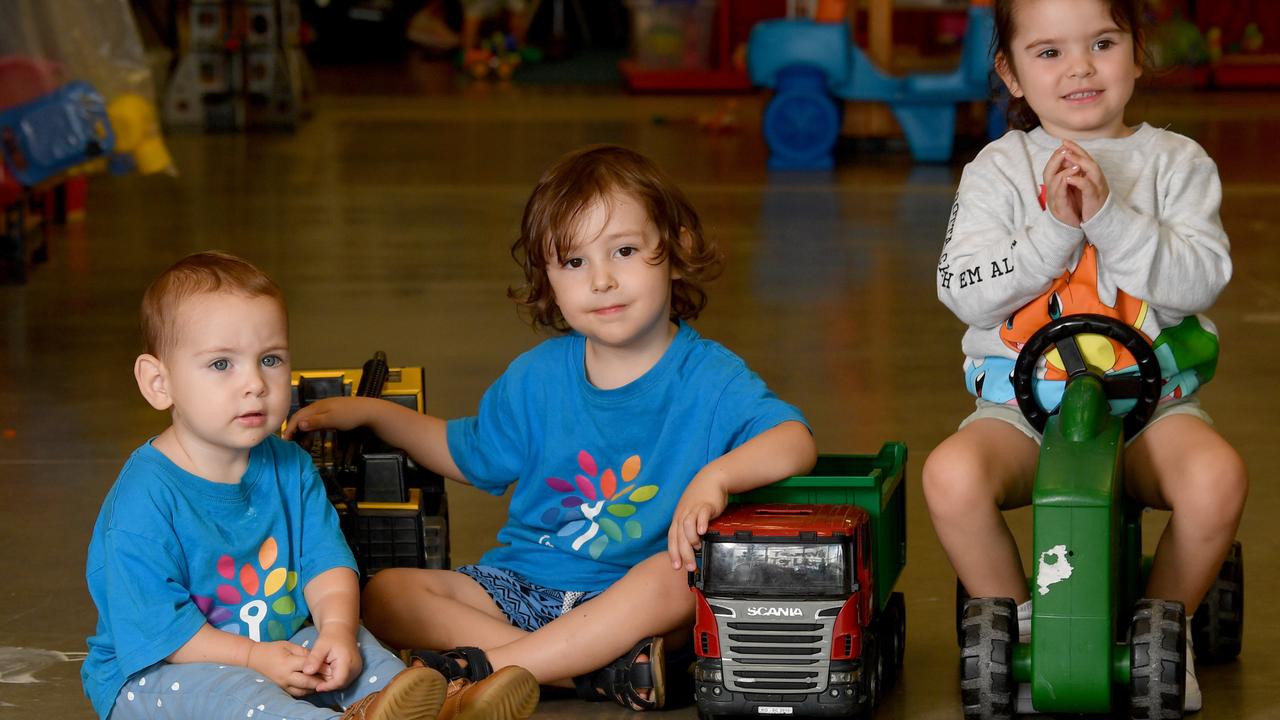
[[936, 123, 1230, 405]]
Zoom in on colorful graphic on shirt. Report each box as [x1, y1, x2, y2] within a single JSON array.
[[999, 243, 1150, 382], [1152, 315, 1219, 400], [191, 537, 302, 642], [540, 450, 659, 560]]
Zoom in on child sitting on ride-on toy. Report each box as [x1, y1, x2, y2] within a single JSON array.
[[924, 0, 1246, 713]]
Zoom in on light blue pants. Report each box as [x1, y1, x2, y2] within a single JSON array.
[[109, 625, 407, 720]]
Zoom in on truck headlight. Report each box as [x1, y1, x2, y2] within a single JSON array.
[[694, 666, 723, 683], [828, 670, 860, 684]]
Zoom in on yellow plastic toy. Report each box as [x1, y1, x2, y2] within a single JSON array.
[[106, 94, 175, 175]]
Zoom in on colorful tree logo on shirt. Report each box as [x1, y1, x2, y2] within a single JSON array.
[[191, 537, 301, 642], [540, 450, 659, 559]]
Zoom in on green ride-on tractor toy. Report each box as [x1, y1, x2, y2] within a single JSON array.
[[958, 314, 1243, 719]]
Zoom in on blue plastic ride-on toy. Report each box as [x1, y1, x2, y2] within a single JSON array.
[[957, 314, 1243, 719], [748, 4, 995, 168]]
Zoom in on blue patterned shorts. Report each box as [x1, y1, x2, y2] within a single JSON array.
[[457, 564, 602, 632]]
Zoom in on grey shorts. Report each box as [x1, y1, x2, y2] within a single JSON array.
[[959, 396, 1212, 446]]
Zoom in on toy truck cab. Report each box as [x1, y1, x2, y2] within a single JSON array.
[[690, 443, 907, 719], [691, 504, 873, 717]]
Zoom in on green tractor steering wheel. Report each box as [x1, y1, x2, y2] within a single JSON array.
[[1012, 313, 1164, 440]]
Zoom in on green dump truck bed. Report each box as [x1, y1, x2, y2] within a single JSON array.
[[734, 442, 907, 611]]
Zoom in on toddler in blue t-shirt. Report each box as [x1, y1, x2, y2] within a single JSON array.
[[83, 251, 539, 720], [285, 145, 817, 710]]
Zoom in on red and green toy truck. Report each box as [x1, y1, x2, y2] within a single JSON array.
[[689, 442, 907, 719]]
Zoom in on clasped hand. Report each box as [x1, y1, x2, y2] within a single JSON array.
[[1044, 140, 1110, 227], [246, 627, 361, 697]]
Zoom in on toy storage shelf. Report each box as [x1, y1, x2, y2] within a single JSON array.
[[619, 0, 963, 92], [621, 0, 751, 92], [1214, 55, 1280, 88]]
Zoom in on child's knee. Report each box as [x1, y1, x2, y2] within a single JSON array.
[[1209, 447, 1247, 516], [1170, 444, 1248, 529], [630, 554, 695, 614], [1214, 445, 1249, 514], [362, 567, 401, 600], [361, 568, 417, 620], [922, 444, 994, 514]]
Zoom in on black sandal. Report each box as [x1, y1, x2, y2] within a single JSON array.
[[409, 646, 493, 683], [573, 635, 665, 711]]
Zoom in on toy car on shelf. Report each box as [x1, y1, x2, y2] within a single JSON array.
[[288, 352, 449, 582], [690, 442, 906, 719]]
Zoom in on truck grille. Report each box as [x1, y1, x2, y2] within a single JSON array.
[[728, 622, 823, 632], [715, 604, 840, 694]]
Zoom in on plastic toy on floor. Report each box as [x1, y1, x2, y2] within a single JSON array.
[[288, 351, 451, 582], [956, 314, 1244, 719], [0, 1, 175, 282], [462, 32, 538, 80], [690, 443, 907, 719], [748, 1, 996, 168]]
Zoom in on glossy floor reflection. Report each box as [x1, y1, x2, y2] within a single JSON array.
[[1, 70, 1278, 718]]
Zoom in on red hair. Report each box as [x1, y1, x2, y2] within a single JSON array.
[[140, 250, 285, 357]]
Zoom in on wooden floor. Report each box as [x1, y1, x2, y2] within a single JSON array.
[[2, 63, 1279, 718]]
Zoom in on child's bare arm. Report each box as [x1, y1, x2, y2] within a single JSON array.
[[167, 625, 319, 697], [666, 420, 816, 571], [302, 567, 362, 692], [283, 396, 466, 482]]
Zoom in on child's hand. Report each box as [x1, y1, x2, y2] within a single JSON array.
[[1044, 146, 1083, 227], [304, 624, 362, 693], [246, 640, 323, 697], [283, 397, 373, 439], [667, 471, 731, 572], [1059, 140, 1110, 224]]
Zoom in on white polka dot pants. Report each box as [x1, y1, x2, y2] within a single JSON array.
[[108, 625, 407, 719]]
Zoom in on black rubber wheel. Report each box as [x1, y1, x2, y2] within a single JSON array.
[[1012, 313, 1163, 440], [1129, 598, 1186, 720], [960, 597, 1015, 720], [761, 66, 841, 169], [1192, 540, 1243, 663], [860, 628, 882, 714], [883, 591, 906, 689]]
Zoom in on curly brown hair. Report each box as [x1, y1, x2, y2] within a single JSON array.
[[994, 0, 1147, 131], [141, 250, 286, 358], [508, 145, 724, 332]]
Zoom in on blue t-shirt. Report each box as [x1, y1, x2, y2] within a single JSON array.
[[447, 321, 807, 592], [82, 435, 356, 719]]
